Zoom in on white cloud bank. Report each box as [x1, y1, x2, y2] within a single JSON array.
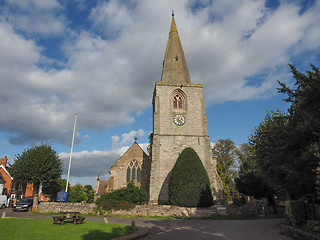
[[0, 0, 320, 146], [59, 130, 149, 186]]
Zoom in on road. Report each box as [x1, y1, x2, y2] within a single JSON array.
[[0, 208, 292, 240]]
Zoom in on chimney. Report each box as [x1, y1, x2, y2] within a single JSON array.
[[0, 156, 8, 167]]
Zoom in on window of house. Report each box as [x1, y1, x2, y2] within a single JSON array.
[[126, 160, 141, 183]]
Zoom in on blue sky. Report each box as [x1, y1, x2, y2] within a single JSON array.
[[0, 0, 319, 187]]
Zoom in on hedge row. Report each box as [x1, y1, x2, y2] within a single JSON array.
[[285, 200, 318, 226]]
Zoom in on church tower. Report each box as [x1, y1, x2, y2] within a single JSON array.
[[149, 13, 223, 204]]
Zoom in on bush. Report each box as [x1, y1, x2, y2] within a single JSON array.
[[307, 220, 320, 232], [285, 200, 307, 226], [169, 147, 214, 207], [96, 182, 149, 211]]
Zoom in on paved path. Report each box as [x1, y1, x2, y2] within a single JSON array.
[[1, 208, 292, 239]]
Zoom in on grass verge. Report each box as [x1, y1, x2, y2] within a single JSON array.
[[0, 218, 133, 240]]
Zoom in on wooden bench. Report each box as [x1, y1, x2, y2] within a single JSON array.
[[52, 215, 66, 225], [52, 213, 85, 225], [73, 216, 85, 225]]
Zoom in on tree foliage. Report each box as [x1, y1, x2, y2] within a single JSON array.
[[43, 178, 68, 201], [96, 182, 149, 211], [67, 184, 88, 203], [213, 139, 240, 203], [65, 183, 94, 203], [169, 147, 213, 207], [10, 145, 63, 206], [236, 64, 320, 202]]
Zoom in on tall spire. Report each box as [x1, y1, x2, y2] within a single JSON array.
[[161, 13, 191, 84]]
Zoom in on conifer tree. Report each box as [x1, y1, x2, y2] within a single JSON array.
[[169, 147, 213, 207]]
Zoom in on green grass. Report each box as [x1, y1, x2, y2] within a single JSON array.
[[0, 218, 133, 240]]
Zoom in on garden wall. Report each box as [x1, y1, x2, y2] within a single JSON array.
[[37, 202, 96, 214], [37, 202, 266, 217]]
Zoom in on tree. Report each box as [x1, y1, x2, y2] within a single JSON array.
[[42, 178, 68, 201], [10, 145, 63, 209], [67, 184, 88, 203], [212, 139, 239, 203], [237, 64, 320, 202], [236, 143, 274, 201], [169, 147, 213, 207], [84, 185, 94, 203], [278, 64, 320, 201]]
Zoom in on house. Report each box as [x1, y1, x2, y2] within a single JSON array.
[[0, 156, 14, 196], [0, 155, 50, 202]]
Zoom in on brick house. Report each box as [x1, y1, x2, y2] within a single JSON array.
[[0, 156, 14, 196], [0, 155, 50, 201]]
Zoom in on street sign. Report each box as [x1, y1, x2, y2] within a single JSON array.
[[56, 191, 67, 202]]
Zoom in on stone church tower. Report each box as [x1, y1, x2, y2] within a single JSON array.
[[149, 14, 223, 204]]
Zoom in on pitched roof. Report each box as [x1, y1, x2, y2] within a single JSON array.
[[161, 13, 191, 84], [110, 141, 148, 170], [0, 165, 13, 180]]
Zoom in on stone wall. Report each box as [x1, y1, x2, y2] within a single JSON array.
[[37, 202, 96, 214], [37, 202, 265, 218]]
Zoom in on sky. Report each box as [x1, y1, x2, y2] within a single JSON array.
[[0, 0, 319, 188]]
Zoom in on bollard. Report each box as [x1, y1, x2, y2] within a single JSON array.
[[104, 217, 108, 224], [2, 212, 6, 218], [131, 221, 137, 231]]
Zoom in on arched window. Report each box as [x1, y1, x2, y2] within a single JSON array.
[[172, 89, 186, 110], [126, 160, 141, 183]]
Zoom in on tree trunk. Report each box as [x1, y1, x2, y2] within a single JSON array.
[[32, 183, 39, 211]]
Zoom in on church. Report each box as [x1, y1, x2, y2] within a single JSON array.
[[95, 14, 223, 204]]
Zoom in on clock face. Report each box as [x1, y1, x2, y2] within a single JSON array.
[[173, 114, 186, 126]]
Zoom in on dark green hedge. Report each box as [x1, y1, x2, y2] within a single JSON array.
[[285, 200, 307, 226], [169, 147, 214, 207]]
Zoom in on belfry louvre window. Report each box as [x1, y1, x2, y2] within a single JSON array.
[[126, 160, 141, 183], [172, 89, 187, 110]]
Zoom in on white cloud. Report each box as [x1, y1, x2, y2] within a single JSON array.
[[112, 129, 145, 148], [0, 0, 319, 146], [59, 140, 149, 181], [2, 0, 65, 35]]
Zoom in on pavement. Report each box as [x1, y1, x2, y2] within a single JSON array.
[[1, 208, 294, 239]]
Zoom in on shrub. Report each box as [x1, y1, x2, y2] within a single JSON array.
[[169, 147, 214, 207], [285, 200, 307, 226], [96, 182, 149, 211], [307, 220, 320, 232]]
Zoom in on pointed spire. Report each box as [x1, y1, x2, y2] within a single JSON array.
[[161, 13, 191, 84]]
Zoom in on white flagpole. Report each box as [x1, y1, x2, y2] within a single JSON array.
[[65, 114, 77, 193]]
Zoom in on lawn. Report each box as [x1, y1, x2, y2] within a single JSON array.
[[0, 218, 134, 240]]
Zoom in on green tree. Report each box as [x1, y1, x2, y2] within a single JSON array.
[[42, 178, 68, 201], [278, 64, 320, 200], [84, 185, 94, 203], [212, 139, 239, 203], [169, 147, 213, 207], [238, 64, 320, 202], [10, 145, 63, 209], [236, 143, 274, 202], [67, 184, 88, 203]]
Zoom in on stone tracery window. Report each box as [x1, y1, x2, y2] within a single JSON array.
[[172, 89, 187, 110], [126, 160, 141, 183]]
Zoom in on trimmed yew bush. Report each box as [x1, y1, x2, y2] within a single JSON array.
[[169, 147, 214, 207]]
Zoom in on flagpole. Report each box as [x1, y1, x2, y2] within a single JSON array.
[[65, 114, 77, 192]]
